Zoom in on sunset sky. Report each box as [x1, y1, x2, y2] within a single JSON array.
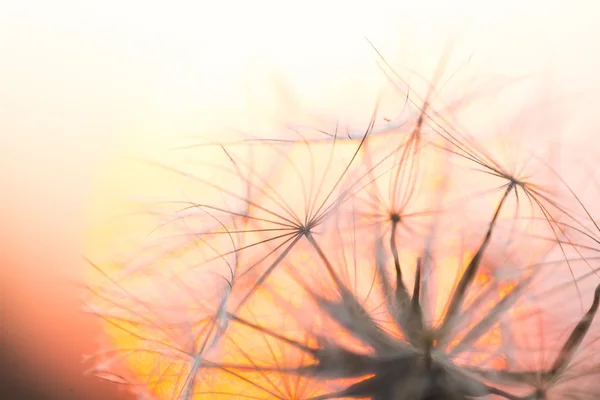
[[3, 1, 600, 399]]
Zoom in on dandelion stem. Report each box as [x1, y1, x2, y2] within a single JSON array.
[[305, 231, 343, 290], [549, 283, 600, 379], [410, 257, 424, 331], [439, 182, 514, 334], [390, 216, 411, 305]]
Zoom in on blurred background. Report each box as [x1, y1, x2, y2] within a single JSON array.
[[2, 1, 600, 399]]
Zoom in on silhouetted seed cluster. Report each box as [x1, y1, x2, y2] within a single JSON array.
[[85, 45, 600, 400]]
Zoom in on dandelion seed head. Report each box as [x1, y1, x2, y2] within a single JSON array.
[[85, 41, 600, 400]]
